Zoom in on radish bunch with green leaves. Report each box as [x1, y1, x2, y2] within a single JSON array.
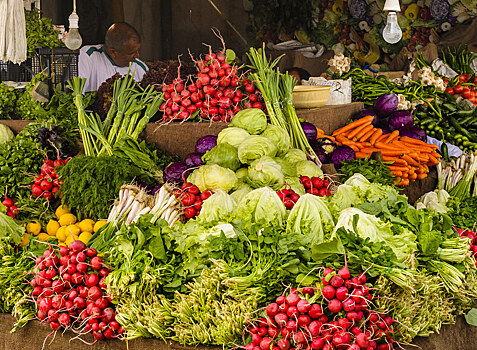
[[244, 267, 400, 350], [30, 240, 122, 343]]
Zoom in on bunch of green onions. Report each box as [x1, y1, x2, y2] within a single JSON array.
[[247, 46, 319, 165], [68, 73, 163, 157]]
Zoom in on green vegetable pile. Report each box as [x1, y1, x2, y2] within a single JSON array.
[[0, 125, 45, 199], [58, 155, 155, 220], [340, 158, 397, 187], [0, 83, 17, 119], [447, 196, 477, 230], [24, 9, 63, 58]]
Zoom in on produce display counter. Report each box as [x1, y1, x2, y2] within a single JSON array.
[[0, 313, 475, 350]]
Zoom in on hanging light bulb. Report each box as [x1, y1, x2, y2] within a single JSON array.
[[64, 0, 82, 50], [382, 0, 402, 44]]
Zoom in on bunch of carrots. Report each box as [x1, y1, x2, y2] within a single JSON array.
[[328, 115, 441, 186]]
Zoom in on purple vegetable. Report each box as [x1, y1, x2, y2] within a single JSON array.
[[314, 147, 329, 164], [152, 184, 163, 195], [349, 0, 367, 19], [397, 126, 427, 142], [331, 145, 356, 170], [163, 162, 189, 184], [301, 122, 318, 143], [388, 110, 414, 131], [318, 138, 337, 155], [373, 94, 398, 117], [185, 152, 204, 167], [350, 108, 378, 125], [430, 0, 449, 20], [195, 135, 217, 154]]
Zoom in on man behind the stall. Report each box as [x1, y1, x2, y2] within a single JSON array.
[[78, 22, 148, 92]]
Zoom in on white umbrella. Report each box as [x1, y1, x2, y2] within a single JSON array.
[[0, 0, 27, 64]]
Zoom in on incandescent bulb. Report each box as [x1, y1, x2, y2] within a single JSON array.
[[65, 11, 82, 50], [382, 12, 402, 44]]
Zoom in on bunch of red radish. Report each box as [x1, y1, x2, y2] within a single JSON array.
[[173, 182, 213, 220], [159, 50, 263, 122], [456, 226, 477, 267], [300, 176, 331, 197], [31, 240, 122, 343], [31, 157, 68, 200], [277, 188, 301, 210], [244, 267, 398, 350], [2, 194, 18, 218]]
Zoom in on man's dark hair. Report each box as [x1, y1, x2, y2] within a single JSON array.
[[104, 22, 141, 51], [287, 67, 311, 81]]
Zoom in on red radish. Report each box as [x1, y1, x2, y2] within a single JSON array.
[[311, 337, 325, 350], [252, 334, 263, 345], [293, 330, 308, 345], [332, 331, 351, 347], [278, 303, 288, 313], [268, 327, 279, 338], [338, 317, 351, 330], [260, 337, 273, 350], [296, 299, 311, 313], [257, 327, 267, 337], [308, 320, 322, 337], [285, 292, 300, 306], [281, 328, 291, 339], [338, 267, 351, 280], [71, 272, 84, 284], [335, 286, 348, 301], [76, 252, 86, 262], [50, 321, 60, 330], [322, 285, 336, 299], [101, 307, 116, 323], [302, 286, 314, 296], [356, 333, 370, 348], [328, 299, 342, 313], [95, 298, 109, 310], [90, 256, 103, 270], [86, 273, 100, 287], [48, 309, 59, 321], [277, 338, 290, 350], [347, 344, 360, 350], [58, 313, 70, 326], [267, 303, 279, 317], [69, 240, 86, 253], [93, 331, 104, 341], [285, 319, 297, 331], [298, 314, 311, 327], [73, 296, 86, 309], [346, 311, 358, 321], [88, 286, 103, 300], [351, 289, 364, 303], [286, 306, 298, 318], [384, 317, 394, 326], [52, 280, 64, 293], [309, 304, 323, 319], [85, 248, 97, 257], [60, 256, 69, 266], [103, 328, 114, 339], [330, 275, 344, 288], [323, 344, 334, 350]]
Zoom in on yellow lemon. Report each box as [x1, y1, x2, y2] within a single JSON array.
[[55, 205, 70, 219], [78, 232, 93, 244], [58, 213, 77, 227], [46, 220, 60, 236], [38, 232, 50, 242], [65, 224, 81, 237], [93, 220, 108, 232], [19, 233, 29, 247], [58, 242, 67, 247], [56, 226, 67, 242], [65, 234, 79, 247], [78, 219, 94, 233], [26, 220, 41, 236]]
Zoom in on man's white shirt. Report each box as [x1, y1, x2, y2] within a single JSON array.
[[78, 45, 148, 92]]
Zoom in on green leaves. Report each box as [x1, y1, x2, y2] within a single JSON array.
[[340, 158, 397, 187]]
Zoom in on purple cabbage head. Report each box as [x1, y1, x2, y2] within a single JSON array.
[[430, 0, 449, 20], [163, 162, 189, 184], [331, 145, 356, 169], [195, 135, 217, 154], [185, 152, 204, 168], [301, 121, 318, 143], [373, 94, 398, 117], [388, 110, 414, 131]]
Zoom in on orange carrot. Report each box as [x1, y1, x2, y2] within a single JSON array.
[[428, 154, 439, 165], [359, 129, 375, 142], [375, 142, 410, 153], [388, 165, 410, 172], [335, 135, 350, 144], [402, 154, 420, 167], [417, 173, 427, 180], [431, 151, 442, 159], [384, 130, 400, 143], [418, 153, 429, 163], [360, 148, 381, 154], [369, 129, 383, 145], [355, 152, 367, 158], [376, 134, 388, 143], [354, 125, 375, 141], [348, 123, 374, 140], [408, 167, 416, 175], [409, 173, 417, 181], [316, 127, 325, 137], [356, 142, 372, 149], [332, 116, 374, 136], [391, 171, 403, 177], [397, 178, 410, 186], [400, 136, 438, 148], [401, 142, 434, 153], [382, 156, 408, 166]]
